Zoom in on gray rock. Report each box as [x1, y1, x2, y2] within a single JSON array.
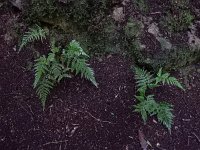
[[112, 7, 125, 22], [156, 37, 172, 50], [188, 24, 200, 48], [9, 0, 22, 10], [148, 23, 172, 50], [148, 23, 160, 37]]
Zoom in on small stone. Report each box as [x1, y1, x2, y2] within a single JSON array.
[[98, 58, 103, 62], [112, 7, 125, 22], [156, 143, 160, 147], [139, 44, 146, 49], [13, 46, 16, 51], [197, 69, 200, 73], [156, 37, 172, 50], [153, 119, 157, 123], [148, 23, 160, 37], [107, 54, 112, 59]]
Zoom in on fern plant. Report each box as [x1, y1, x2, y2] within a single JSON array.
[[20, 26, 97, 109], [33, 39, 97, 109], [19, 25, 48, 51], [133, 67, 184, 131]]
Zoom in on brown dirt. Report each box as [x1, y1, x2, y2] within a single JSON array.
[[0, 3, 200, 150]]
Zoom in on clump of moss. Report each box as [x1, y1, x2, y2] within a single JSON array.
[[149, 47, 200, 71], [161, 0, 194, 32], [162, 10, 194, 32], [25, 0, 113, 29]]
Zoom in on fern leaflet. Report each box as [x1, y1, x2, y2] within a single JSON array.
[[19, 25, 48, 51], [166, 77, 185, 90], [134, 67, 153, 88], [36, 78, 54, 109], [155, 68, 184, 90], [50, 62, 63, 80], [71, 58, 97, 87], [33, 56, 48, 88], [156, 102, 173, 131], [134, 95, 158, 123], [67, 40, 89, 57]]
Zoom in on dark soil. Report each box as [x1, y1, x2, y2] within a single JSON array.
[[1, 3, 200, 150]]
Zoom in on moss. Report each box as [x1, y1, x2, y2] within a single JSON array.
[[148, 47, 200, 71], [23, 0, 124, 55], [161, 0, 194, 33], [25, 0, 112, 28], [162, 10, 194, 32]]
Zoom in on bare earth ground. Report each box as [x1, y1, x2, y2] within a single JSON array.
[[0, 6, 200, 150]]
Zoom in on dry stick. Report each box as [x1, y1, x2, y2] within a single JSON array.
[[192, 132, 200, 143], [84, 111, 115, 124], [150, 12, 162, 15], [43, 140, 68, 146], [187, 136, 192, 146]]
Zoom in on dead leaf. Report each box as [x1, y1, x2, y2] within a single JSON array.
[[138, 130, 148, 150]]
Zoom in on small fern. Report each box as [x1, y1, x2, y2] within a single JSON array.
[[32, 40, 97, 109], [135, 94, 173, 131], [19, 25, 48, 51], [133, 67, 184, 131]]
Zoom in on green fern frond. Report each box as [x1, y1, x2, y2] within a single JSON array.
[[155, 68, 184, 90], [71, 58, 98, 87], [33, 56, 48, 88], [134, 95, 158, 123], [156, 102, 173, 131], [135, 103, 148, 123], [134, 67, 153, 88], [135, 95, 145, 102], [67, 40, 89, 57], [166, 77, 185, 90], [145, 95, 158, 115], [36, 78, 54, 109], [50, 63, 63, 80], [19, 25, 48, 51]]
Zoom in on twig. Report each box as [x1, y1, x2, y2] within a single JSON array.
[[192, 132, 200, 143], [85, 111, 115, 124], [187, 136, 192, 146], [150, 12, 162, 15], [43, 140, 68, 146]]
